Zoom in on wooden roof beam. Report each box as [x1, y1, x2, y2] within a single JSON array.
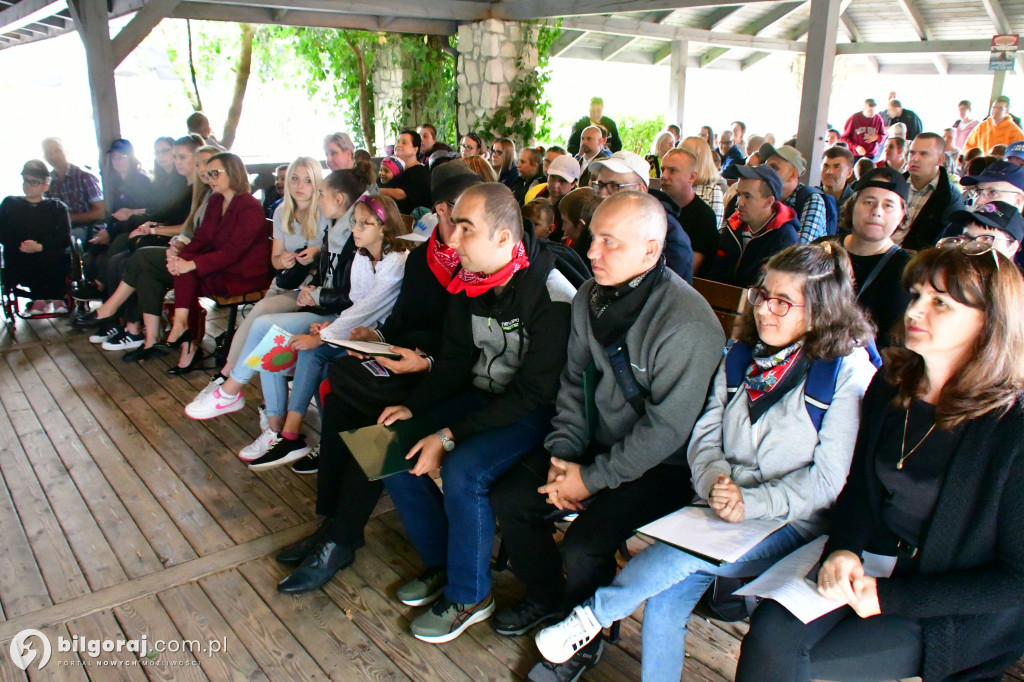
[[495, 0, 777, 21], [556, 15, 805, 52], [601, 9, 674, 61], [171, 2, 457, 34], [201, 0, 487, 22], [111, 0, 179, 65], [892, 0, 947, 74], [549, 29, 589, 56], [840, 13, 879, 73], [699, 5, 741, 29], [743, 0, 851, 70], [0, 0, 65, 34], [699, 1, 803, 67], [837, 38, 1017, 53]]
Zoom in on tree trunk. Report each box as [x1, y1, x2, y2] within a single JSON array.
[[346, 37, 374, 152], [221, 23, 254, 150]]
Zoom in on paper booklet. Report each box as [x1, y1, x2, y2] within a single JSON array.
[[635, 505, 788, 566], [320, 338, 402, 360], [733, 535, 897, 624], [242, 325, 297, 373]]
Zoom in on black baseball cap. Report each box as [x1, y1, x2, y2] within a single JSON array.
[[853, 167, 910, 203], [733, 164, 784, 200], [950, 201, 1024, 243], [431, 160, 482, 206], [959, 159, 1024, 191]]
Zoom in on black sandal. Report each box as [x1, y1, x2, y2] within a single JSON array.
[[158, 328, 194, 351], [167, 345, 204, 376]]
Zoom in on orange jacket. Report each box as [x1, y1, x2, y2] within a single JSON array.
[[964, 116, 1024, 152]]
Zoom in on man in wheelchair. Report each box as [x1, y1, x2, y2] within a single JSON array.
[[0, 160, 73, 317]]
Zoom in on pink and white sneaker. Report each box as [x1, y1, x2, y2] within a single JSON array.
[[184, 387, 245, 420], [25, 300, 48, 317]]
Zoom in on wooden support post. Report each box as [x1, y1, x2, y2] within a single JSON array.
[[69, 0, 120, 189], [669, 39, 688, 130], [991, 69, 1007, 106], [796, 0, 840, 187]]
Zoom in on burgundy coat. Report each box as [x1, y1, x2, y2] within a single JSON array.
[[179, 191, 272, 296]]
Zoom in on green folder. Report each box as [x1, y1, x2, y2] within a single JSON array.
[[341, 416, 435, 481]]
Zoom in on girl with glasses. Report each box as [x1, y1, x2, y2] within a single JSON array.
[[535, 243, 878, 681], [738, 245, 1024, 682]]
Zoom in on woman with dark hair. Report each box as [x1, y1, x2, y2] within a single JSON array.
[[161, 152, 273, 370], [837, 167, 913, 347], [74, 139, 213, 351], [460, 132, 484, 158], [737, 244, 1024, 682], [380, 129, 431, 213], [534, 243, 878, 682], [698, 125, 716, 148], [151, 136, 178, 186]]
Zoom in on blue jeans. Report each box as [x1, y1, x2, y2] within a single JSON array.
[[285, 344, 347, 416], [588, 524, 806, 682], [384, 393, 554, 604], [228, 311, 332, 417]]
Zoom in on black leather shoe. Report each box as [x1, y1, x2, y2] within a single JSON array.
[[276, 521, 331, 566], [276, 524, 364, 566], [276, 540, 357, 594], [123, 345, 168, 363], [167, 346, 204, 376], [157, 328, 194, 351], [72, 311, 104, 329]]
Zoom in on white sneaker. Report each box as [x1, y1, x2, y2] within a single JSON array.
[[198, 374, 226, 400], [89, 322, 121, 344], [102, 329, 145, 351], [258, 404, 269, 432], [535, 605, 603, 664], [184, 387, 245, 420], [239, 429, 279, 462]]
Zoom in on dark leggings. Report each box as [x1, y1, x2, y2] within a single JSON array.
[[735, 599, 923, 682]]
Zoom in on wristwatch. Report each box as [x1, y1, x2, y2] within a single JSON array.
[[436, 430, 455, 453]]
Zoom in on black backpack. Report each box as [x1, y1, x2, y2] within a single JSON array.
[[539, 239, 591, 290]]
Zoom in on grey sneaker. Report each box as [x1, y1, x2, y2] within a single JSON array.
[[409, 594, 494, 644], [396, 567, 447, 606]]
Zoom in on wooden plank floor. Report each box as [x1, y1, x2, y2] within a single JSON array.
[[0, 305, 1019, 682]]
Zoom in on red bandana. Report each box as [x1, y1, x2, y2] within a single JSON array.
[[446, 241, 530, 298], [744, 346, 803, 403], [426, 230, 461, 287]]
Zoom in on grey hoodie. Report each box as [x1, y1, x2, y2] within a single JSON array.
[[688, 348, 878, 538], [545, 272, 724, 493]]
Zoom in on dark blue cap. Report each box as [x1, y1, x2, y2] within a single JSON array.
[[950, 201, 1024, 243], [960, 159, 1024, 191], [732, 164, 783, 200]]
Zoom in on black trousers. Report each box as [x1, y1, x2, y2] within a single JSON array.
[[490, 449, 693, 610], [316, 354, 425, 546], [735, 599, 923, 682]]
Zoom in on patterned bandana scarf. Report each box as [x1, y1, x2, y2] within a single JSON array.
[[426, 229, 461, 287], [446, 241, 530, 298], [743, 341, 804, 403]]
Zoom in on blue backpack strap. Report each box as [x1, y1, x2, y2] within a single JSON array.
[[724, 341, 754, 399], [604, 339, 649, 417], [803, 357, 842, 431], [864, 338, 883, 369]]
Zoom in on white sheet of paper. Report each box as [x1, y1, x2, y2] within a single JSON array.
[[734, 537, 898, 624], [635, 506, 788, 565]]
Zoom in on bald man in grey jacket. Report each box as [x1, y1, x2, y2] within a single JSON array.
[[490, 193, 724, 663]]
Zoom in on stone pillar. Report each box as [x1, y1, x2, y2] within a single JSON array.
[[456, 19, 539, 140], [373, 45, 406, 156]]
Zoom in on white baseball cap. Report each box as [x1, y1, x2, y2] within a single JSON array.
[[587, 152, 651, 187]]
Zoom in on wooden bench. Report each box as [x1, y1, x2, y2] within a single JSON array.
[[209, 289, 267, 363], [692, 277, 749, 337]]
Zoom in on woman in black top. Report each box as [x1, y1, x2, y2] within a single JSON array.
[[737, 244, 1024, 682], [0, 160, 72, 314], [380, 129, 432, 214], [838, 167, 913, 348]]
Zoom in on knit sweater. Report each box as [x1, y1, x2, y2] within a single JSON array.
[[545, 272, 724, 493], [824, 375, 1024, 681], [689, 348, 877, 538]]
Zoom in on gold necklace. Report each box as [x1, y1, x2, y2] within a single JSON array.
[[898, 408, 936, 470]]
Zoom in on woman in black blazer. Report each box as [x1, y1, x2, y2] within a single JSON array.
[[737, 244, 1024, 682]]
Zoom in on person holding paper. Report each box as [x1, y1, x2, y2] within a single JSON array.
[[273, 163, 479, 592], [375, 183, 577, 645], [489, 191, 725, 682], [533, 243, 877, 682], [737, 245, 1024, 682]]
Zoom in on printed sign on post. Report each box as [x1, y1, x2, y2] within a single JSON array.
[[990, 34, 1019, 71]]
